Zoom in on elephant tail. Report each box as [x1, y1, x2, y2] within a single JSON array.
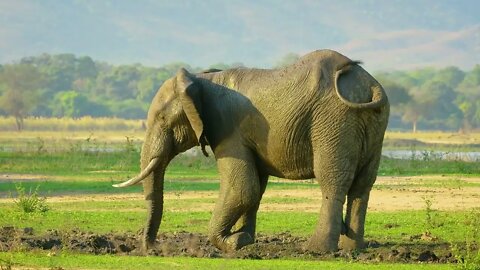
[[334, 61, 388, 109]]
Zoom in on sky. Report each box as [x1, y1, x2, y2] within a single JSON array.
[[1, 0, 479, 72]]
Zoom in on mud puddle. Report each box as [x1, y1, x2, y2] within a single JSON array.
[[0, 226, 465, 263]]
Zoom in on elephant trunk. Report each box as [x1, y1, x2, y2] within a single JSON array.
[[142, 165, 165, 251], [140, 133, 173, 251], [113, 127, 174, 251]]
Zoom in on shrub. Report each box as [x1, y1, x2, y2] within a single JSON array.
[[13, 184, 49, 213]]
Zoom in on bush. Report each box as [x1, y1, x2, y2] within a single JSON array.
[[13, 184, 49, 213]]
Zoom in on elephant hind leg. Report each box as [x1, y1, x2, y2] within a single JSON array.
[[208, 147, 262, 252], [307, 157, 356, 252], [339, 154, 381, 251]]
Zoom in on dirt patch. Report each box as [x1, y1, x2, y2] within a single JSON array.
[[2, 175, 479, 212], [2, 175, 479, 213], [0, 174, 48, 182], [0, 226, 461, 263]]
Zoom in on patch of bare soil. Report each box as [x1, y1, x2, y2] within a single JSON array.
[[0, 226, 461, 263], [0, 174, 48, 182]]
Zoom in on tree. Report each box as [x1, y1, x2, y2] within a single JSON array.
[[107, 99, 147, 119], [75, 56, 98, 79], [42, 54, 77, 92], [378, 79, 410, 107], [0, 64, 44, 130], [431, 66, 465, 89], [455, 65, 480, 132], [52, 90, 109, 118], [401, 80, 462, 132], [95, 65, 140, 100], [377, 78, 412, 130], [401, 101, 423, 133], [418, 81, 462, 130]]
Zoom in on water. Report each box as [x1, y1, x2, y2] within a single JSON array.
[[382, 150, 480, 161], [2, 144, 479, 161]]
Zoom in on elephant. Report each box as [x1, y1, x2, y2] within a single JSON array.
[[113, 49, 389, 253]]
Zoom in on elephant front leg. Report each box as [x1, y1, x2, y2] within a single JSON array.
[[208, 149, 261, 252], [231, 174, 268, 238]]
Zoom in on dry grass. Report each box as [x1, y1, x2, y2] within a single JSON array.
[[385, 131, 480, 145], [0, 116, 144, 132]]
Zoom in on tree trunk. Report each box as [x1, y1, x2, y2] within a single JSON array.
[[15, 116, 24, 131], [412, 120, 417, 133]]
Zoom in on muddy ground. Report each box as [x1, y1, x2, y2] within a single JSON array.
[[0, 226, 463, 263], [1, 175, 478, 264]]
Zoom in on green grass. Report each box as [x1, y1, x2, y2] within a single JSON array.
[[0, 198, 476, 245], [378, 157, 480, 176], [1, 174, 479, 198], [1, 150, 479, 197], [0, 252, 455, 270], [1, 132, 479, 269], [0, 180, 322, 197], [1, 138, 480, 184]]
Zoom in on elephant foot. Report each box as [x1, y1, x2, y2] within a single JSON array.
[[305, 235, 339, 253], [338, 235, 365, 251], [142, 239, 156, 255], [211, 232, 254, 252], [225, 232, 254, 252]]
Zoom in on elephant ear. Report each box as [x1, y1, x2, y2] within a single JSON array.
[[176, 68, 209, 157]]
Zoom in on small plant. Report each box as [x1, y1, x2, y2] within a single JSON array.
[[124, 136, 138, 153], [36, 137, 46, 153], [68, 140, 82, 153], [422, 196, 435, 232], [451, 209, 480, 270], [13, 184, 49, 213]]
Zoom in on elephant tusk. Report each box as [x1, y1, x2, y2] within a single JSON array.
[[112, 157, 160, 188]]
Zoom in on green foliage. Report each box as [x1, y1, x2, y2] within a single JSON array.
[[379, 155, 480, 176], [374, 65, 479, 131], [1, 52, 480, 131], [0, 64, 44, 130], [52, 91, 110, 118], [13, 183, 49, 213]]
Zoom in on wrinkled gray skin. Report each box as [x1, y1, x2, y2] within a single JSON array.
[[113, 50, 389, 253]]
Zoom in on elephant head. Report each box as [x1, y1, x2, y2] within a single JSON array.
[[113, 68, 208, 250]]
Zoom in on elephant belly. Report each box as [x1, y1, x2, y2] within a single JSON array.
[[255, 140, 315, 180]]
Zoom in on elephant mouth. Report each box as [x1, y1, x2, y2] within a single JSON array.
[[112, 157, 161, 188]]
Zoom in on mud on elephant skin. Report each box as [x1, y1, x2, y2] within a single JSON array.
[[112, 49, 390, 253]]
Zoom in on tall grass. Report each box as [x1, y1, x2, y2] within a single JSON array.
[[0, 116, 144, 131]]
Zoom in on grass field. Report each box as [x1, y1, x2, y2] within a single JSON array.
[[1, 130, 480, 269]]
